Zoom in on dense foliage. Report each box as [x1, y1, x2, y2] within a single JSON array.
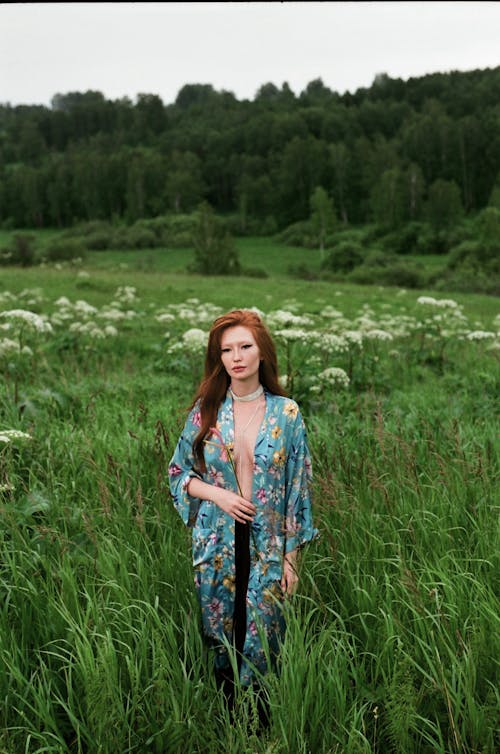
[[1, 67, 500, 231]]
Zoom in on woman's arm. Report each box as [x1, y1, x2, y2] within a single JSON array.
[[187, 477, 256, 524]]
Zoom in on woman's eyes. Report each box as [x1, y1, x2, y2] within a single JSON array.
[[221, 344, 253, 353]]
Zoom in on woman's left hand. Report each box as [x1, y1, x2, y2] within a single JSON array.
[[281, 551, 299, 596]]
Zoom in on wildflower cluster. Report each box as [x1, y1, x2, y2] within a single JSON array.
[[167, 328, 209, 355], [49, 289, 139, 340], [0, 285, 498, 391], [0, 309, 52, 335], [310, 367, 350, 395], [0, 429, 32, 444]]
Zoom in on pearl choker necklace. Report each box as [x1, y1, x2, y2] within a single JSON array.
[[229, 385, 264, 402]]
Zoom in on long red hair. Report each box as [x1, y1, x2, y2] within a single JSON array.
[[190, 309, 287, 470]]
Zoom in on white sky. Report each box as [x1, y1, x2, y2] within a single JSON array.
[[1, 1, 500, 107]]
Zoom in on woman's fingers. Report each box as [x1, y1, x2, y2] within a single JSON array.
[[215, 490, 256, 522], [234, 498, 255, 522]]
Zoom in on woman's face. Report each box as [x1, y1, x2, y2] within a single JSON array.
[[220, 325, 261, 387]]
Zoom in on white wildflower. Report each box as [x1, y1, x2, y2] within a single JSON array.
[[320, 306, 344, 319], [55, 296, 72, 307], [98, 308, 126, 322], [74, 300, 98, 316], [168, 328, 208, 355], [466, 330, 496, 341], [0, 309, 53, 334], [18, 288, 45, 305], [0, 429, 32, 444], [50, 312, 74, 325], [311, 332, 348, 353], [77, 270, 90, 279], [343, 331, 363, 346], [266, 310, 314, 328], [273, 328, 310, 343], [115, 286, 138, 304], [364, 329, 393, 341], [70, 321, 105, 339], [104, 325, 118, 337], [316, 367, 350, 388], [183, 328, 208, 347], [0, 338, 20, 357], [155, 313, 176, 324], [417, 296, 459, 309]]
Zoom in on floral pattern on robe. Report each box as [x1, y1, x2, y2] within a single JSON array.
[[168, 389, 318, 685]]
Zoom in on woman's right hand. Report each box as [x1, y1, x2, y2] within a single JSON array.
[[212, 487, 256, 524]]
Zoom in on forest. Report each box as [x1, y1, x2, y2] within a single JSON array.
[[2, 66, 500, 228], [1, 67, 500, 293]]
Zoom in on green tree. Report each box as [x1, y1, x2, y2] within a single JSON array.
[[164, 151, 205, 212], [426, 179, 463, 231], [309, 186, 336, 259], [190, 202, 240, 275], [370, 167, 407, 229]]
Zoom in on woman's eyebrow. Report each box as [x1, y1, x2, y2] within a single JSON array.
[[221, 340, 254, 347]]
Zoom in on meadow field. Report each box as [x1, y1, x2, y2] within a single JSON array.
[[0, 252, 498, 753]]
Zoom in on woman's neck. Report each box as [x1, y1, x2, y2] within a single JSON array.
[[229, 381, 263, 401]]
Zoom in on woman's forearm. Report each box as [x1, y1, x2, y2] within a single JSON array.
[[187, 476, 256, 523], [187, 476, 220, 503]]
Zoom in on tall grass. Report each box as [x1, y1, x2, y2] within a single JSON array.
[[0, 267, 498, 752]]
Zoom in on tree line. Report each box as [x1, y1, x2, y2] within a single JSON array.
[[1, 67, 500, 231]]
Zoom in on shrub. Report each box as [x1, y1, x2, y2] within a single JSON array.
[[433, 264, 500, 295], [348, 250, 426, 288], [44, 239, 87, 262], [0, 233, 37, 266], [277, 220, 316, 248], [133, 215, 196, 247], [225, 214, 278, 237], [321, 241, 363, 273], [380, 222, 427, 255], [415, 227, 455, 255], [287, 263, 319, 281], [113, 226, 157, 250], [447, 240, 483, 271], [189, 202, 240, 275], [84, 230, 114, 250]]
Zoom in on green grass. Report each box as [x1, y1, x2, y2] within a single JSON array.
[[0, 260, 498, 752]]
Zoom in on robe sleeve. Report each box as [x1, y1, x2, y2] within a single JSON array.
[[168, 406, 203, 527], [284, 408, 318, 554]]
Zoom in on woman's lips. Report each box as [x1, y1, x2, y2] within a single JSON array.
[[232, 366, 245, 372]]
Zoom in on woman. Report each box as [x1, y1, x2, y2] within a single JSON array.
[[168, 309, 317, 706]]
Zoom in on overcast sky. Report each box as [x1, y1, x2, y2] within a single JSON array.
[[1, 1, 500, 107]]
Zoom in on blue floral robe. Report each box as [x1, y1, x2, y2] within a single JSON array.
[[168, 389, 317, 685]]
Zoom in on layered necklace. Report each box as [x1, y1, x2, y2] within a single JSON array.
[[230, 385, 265, 488], [229, 384, 264, 403]]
